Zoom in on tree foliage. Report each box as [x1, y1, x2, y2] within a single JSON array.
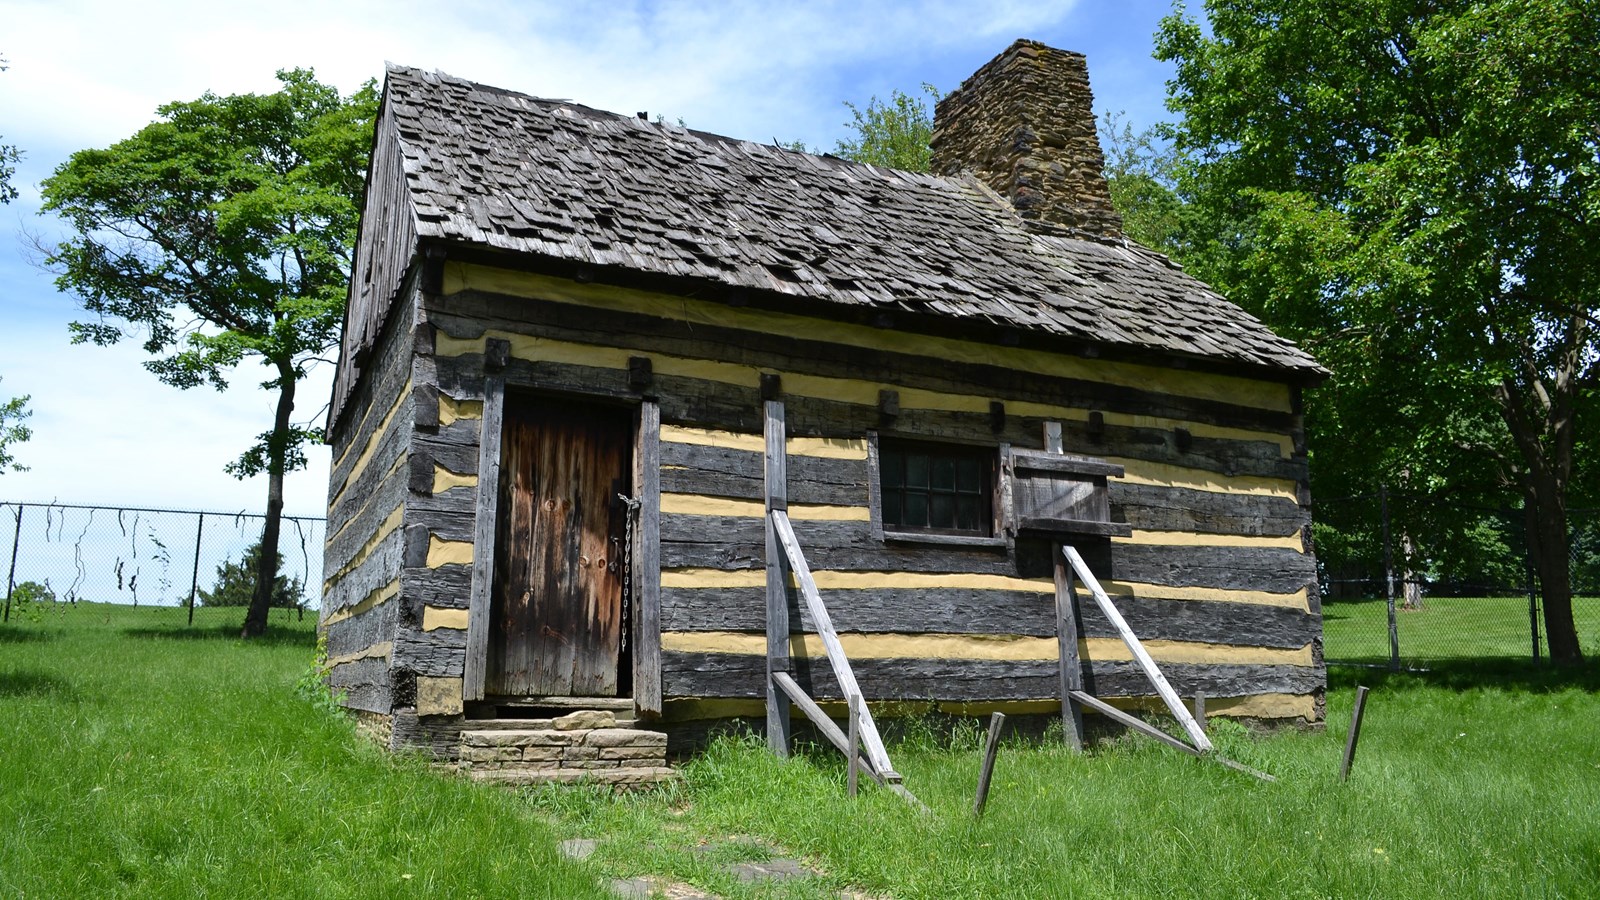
[[41, 69, 377, 637], [199, 540, 305, 609], [0, 377, 30, 474], [1157, 0, 1600, 660], [833, 84, 941, 171]]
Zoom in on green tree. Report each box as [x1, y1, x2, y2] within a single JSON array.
[[40, 70, 377, 638], [0, 53, 20, 204], [1157, 0, 1599, 661], [1098, 111, 1187, 257], [0, 377, 29, 474], [199, 539, 306, 611], [833, 84, 941, 171]]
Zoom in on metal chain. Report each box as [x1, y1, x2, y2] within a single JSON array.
[[616, 493, 641, 656]]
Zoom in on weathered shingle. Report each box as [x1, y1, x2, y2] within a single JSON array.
[[377, 64, 1323, 377]]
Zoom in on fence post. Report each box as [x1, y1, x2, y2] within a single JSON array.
[[3, 505, 20, 623], [1524, 526, 1541, 664], [1380, 484, 1400, 670], [187, 512, 205, 627]]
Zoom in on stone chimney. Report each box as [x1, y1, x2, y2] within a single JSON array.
[[930, 39, 1122, 238]]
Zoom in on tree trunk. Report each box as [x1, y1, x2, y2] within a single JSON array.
[[1524, 485, 1582, 663], [242, 366, 296, 639], [1400, 531, 1423, 610]]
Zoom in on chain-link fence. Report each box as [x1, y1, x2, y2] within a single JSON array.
[[1316, 489, 1600, 666], [1, 501, 324, 629]]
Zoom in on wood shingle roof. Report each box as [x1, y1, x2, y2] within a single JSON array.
[[346, 64, 1323, 405]]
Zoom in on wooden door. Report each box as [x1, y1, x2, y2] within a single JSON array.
[[487, 397, 632, 698]]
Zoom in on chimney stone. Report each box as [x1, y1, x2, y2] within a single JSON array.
[[930, 39, 1123, 239]]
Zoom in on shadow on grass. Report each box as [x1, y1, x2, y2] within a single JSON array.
[[0, 668, 78, 699], [0, 627, 53, 644], [1329, 658, 1600, 693], [122, 623, 316, 648]]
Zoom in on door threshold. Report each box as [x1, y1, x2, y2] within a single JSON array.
[[469, 695, 635, 719]]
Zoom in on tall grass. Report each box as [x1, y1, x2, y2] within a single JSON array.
[[0, 604, 607, 898], [533, 664, 1600, 898], [5, 604, 1597, 898]]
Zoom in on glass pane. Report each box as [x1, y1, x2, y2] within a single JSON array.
[[957, 495, 982, 531], [932, 457, 956, 491], [881, 448, 903, 488], [882, 492, 902, 527], [930, 494, 955, 529], [957, 457, 981, 492], [903, 492, 928, 528], [905, 453, 929, 489]]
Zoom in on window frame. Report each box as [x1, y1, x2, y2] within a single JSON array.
[[867, 432, 1009, 549]]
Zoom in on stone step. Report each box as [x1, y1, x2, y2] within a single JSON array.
[[460, 717, 640, 731], [481, 696, 635, 712], [468, 765, 677, 787]]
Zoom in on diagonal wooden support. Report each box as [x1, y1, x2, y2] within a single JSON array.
[[1061, 545, 1213, 753], [770, 509, 899, 781]]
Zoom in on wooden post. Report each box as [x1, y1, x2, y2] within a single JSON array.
[[1193, 691, 1206, 733], [973, 712, 1006, 817], [2, 505, 20, 623], [463, 375, 506, 701], [1044, 422, 1086, 750], [764, 399, 792, 757], [633, 401, 663, 716], [1062, 546, 1213, 753], [187, 512, 204, 626], [1381, 485, 1400, 671], [847, 693, 861, 798], [1339, 686, 1371, 782], [1055, 557, 1086, 752]]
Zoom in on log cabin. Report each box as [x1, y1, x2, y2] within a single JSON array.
[[320, 39, 1327, 781]]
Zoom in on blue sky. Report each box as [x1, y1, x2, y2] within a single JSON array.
[[0, 0, 1186, 517]]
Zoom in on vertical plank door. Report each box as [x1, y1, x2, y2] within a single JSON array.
[[488, 397, 632, 697]]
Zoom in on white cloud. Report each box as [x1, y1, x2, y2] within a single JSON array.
[[2, 0, 1188, 524]]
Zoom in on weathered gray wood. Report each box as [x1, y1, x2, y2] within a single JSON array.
[[401, 565, 472, 609], [1010, 450, 1123, 477], [464, 374, 506, 701], [322, 595, 400, 659], [1063, 545, 1211, 752], [431, 349, 1307, 484], [414, 383, 440, 429], [1067, 690, 1199, 756], [1340, 685, 1370, 782], [408, 451, 434, 496], [771, 509, 897, 779], [327, 655, 393, 713], [1194, 691, 1207, 732], [973, 711, 1005, 817], [659, 585, 1320, 648], [764, 399, 791, 756], [866, 432, 885, 541], [395, 624, 468, 676], [770, 671, 882, 783], [1111, 482, 1304, 537], [661, 652, 1325, 701], [634, 400, 663, 717], [1016, 516, 1131, 537], [847, 692, 861, 797], [322, 527, 406, 616], [1055, 553, 1086, 752], [330, 293, 416, 498], [659, 440, 867, 504], [430, 296, 1300, 434], [1043, 421, 1064, 453]]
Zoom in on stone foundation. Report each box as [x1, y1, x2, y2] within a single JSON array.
[[460, 714, 675, 786]]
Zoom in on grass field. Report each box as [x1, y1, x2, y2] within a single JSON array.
[[1322, 594, 1600, 663], [4, 603, 1598, 898]]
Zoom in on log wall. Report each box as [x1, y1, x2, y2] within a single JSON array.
[[319, 275, 419, 717], [378, 260, 1323, 748]]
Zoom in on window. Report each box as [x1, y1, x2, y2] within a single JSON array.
[[877, 439, 994, 536]]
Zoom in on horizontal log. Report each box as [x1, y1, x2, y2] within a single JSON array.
[[1114, 544, 1316, 595], [401, 564, 473, 610], [661, 514, 1019, 576], [390, 709, 469, 758], [393, 624, 467, 677], [659, 441, 867, 505], [429, 292, 1298, 433], [324, 596, 400, 660], [330, 299, 416, 492], [661, 651, 1324, 702], [328, 655, 393, 713], [660, 586, 1319, 648], [324, 470, 406, 578], [1111, 482, 1306, 538], [323, 527, 405, 616], [434, 349, 1305, 486]]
